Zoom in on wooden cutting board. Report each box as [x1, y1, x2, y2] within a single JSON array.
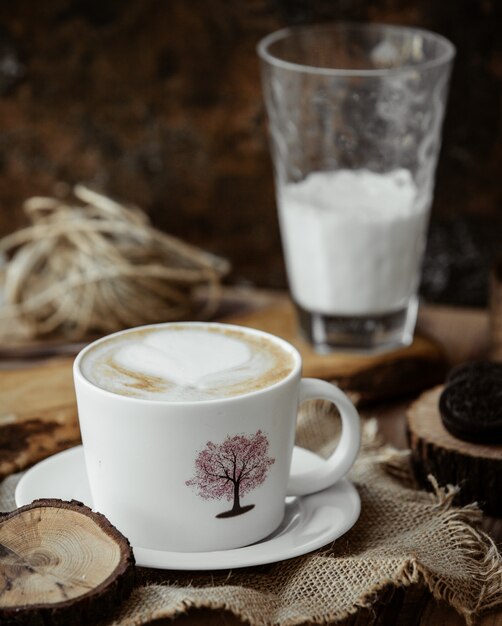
[[0, 296, 446, 478], [0, 357, 80, 479], [223, 299, 447, 404]]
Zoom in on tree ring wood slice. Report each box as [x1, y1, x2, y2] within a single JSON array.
[[0, 499, 135, 625], [407, 386, 502, 516]]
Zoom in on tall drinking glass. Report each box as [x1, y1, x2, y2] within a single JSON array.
[[258, 23, 455, 352]]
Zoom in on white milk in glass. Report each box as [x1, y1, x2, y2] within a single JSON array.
[[277, 169, 429, 316]]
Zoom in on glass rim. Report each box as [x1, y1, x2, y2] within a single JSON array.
[[257, 22, 456, 77]]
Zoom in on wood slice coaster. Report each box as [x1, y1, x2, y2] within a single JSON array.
[[0, 358, 80, 480], [0, 499, 135, 625], [225, 300, 447, 405], [407, 386, 502, 516]]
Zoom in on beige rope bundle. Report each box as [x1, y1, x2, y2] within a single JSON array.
[[0, 185, 230, 339]]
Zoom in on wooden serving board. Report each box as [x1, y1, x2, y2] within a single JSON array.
[[223, 299, 447, 405], [0, 357, 80, 479]]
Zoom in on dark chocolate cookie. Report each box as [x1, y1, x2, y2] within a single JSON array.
[[446, 361, 502, 386], [439, 362, 502, 444]]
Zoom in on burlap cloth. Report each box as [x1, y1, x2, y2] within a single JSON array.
[[1, 401, 501, 625]]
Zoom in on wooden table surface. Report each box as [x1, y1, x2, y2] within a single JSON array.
[[0, 289, 500, 625]]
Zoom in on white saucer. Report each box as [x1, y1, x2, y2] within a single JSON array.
[[15, 446, 360, 570]]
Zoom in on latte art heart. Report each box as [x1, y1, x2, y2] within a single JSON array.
[[80, 324, 295, 401], [114, 330, 252, 388]]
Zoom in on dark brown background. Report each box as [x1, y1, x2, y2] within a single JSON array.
[[0, 0, 500, 306]]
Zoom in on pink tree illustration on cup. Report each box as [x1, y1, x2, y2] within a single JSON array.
[[186, 430, 275, 518]]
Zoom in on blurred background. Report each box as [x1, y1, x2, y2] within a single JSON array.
[[0, 0, 500, 308]]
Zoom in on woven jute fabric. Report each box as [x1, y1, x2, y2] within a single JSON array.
[[1, 401, 501, 625]]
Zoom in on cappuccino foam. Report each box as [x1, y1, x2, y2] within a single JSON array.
[[80, 324, 295, 401]]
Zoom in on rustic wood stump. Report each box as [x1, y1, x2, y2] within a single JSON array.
[[407, 386, 502, 516], [0, 499, 135, 625]]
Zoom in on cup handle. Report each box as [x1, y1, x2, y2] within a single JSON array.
[[286, 378, 361, 496]]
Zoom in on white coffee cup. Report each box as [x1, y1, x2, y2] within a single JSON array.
[[73, 322, 360, 552]]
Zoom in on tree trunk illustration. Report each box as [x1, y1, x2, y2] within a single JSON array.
[[216, 480, 255, 518], [231, 481, 242, 514]]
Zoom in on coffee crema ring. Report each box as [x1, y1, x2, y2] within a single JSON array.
[[81, 324, 296, 402]]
